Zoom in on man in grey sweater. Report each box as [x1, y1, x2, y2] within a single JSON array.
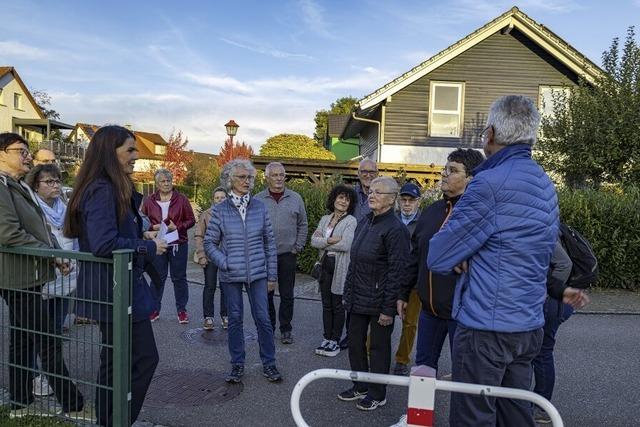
[[255, 162, 308, 344]]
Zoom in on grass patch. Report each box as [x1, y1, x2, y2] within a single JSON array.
[[0, 406, 75, 426]]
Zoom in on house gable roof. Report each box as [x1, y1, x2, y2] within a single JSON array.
[[73, 123, 100, 139], [326, 114, 351, 138], [357, 6, 604, 110], [0, 66, 45, 119]]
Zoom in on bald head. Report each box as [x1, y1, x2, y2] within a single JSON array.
[[33, 149, 56, 166]]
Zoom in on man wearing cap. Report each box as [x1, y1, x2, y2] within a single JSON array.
[[392, 182, 422, 376]]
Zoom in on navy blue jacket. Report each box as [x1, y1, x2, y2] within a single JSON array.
[[428, 144, 559, 333], [203, 197, 277, 284], [76, 178, 156, 323]]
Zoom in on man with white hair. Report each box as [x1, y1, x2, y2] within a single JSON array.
[[255, 162, 308, 344], [428, 95, 559, 427], [352, 158, 378, 223]]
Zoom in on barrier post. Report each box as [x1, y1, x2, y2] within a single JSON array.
[[407, 365, 437, 427]]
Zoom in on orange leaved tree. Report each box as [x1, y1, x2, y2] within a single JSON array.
[[216, 137, 254, 167], [162, 130, 193, 184]]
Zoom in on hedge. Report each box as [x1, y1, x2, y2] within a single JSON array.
[[558, 187, 640, 290]]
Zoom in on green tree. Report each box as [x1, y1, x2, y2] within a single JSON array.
[[31, 89, 60, 120], [313, 96, 358, 144], [536, 27, 640, 188], [259, 133, 336, 160]]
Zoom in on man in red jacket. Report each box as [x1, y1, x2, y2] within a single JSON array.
[[142, 168, 195, 324]]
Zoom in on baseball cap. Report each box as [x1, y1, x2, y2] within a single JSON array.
[[399, 183, 421, 199]]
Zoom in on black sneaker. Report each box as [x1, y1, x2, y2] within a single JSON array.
[[534, 408, 552, 424], [281, 331, 293, 344], [225, 364, 244, 383], [356, 395, 387, 411], [337, 387, 367, 401], [315, 339, 331, 355], [323, 340, 340, 357], [339, 336, 349, 350], [263, 365, 283, 382], [393, 363, 410, 376]]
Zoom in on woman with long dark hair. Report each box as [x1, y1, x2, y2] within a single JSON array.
[[65, 125, 167, 426]]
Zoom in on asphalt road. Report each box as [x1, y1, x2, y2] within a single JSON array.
[[137, 282, 640, 427]]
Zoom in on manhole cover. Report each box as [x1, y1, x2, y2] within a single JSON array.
[[145, 369, 243, 408], [182, 327, 256, 346]]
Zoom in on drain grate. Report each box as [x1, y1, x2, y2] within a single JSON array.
[[145, 369, 243, 408], [182, 327, 256, 346]]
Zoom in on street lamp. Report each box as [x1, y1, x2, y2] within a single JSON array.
[[225, 120, 239, 144]]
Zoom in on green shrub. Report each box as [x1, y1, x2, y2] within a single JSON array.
[[558, 187, 640, 290]]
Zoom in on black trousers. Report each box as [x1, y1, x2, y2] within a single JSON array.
[[268, 252, 296, 333], [202, 262, 227, 319], [348, 312, 394, 401], [450, 325, 543, 427], [97, 319, 159, 426], [1, 288, 83, 412], [318, 255, 344, 341]]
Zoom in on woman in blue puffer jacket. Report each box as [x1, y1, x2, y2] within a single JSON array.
[[204, 159, 282, 384]]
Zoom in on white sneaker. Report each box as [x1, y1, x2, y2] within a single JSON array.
[[390, 414, 408, 427], [33, 375, 54, 397]]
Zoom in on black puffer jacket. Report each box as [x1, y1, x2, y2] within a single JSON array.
[[399, 196, 460, 320], [343, 209, 410, 317]]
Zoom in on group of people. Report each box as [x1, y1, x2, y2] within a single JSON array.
[[0, 94, 591, 426]]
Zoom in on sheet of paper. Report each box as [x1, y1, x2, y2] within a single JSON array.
[[158, 222, 179, 244]]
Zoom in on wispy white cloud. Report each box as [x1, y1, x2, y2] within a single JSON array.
[[183, 72, 253, 94], [220, 37, 314, 60], [298, 0, 336, 39], [0, 40, 51, 60]]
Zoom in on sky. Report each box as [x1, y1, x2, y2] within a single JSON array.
[[2, 0, 639, 154]]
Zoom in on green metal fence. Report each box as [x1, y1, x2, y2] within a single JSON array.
[[0, 246, 132, 426]]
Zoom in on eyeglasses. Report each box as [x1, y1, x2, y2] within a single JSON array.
[[359, 170, 378, 176], [367, 189, 396, 197], [38, 179, 62, 187], [268, 173, 286, 178], [5, 148, 32, 158], [441, 166, 466, 177], [233, 174, 255, 182]]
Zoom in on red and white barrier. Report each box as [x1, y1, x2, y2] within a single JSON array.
[[406, 365, 437, 426]]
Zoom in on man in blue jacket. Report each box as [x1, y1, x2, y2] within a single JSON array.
[[428, 95, 559, 427]]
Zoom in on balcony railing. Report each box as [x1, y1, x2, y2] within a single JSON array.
[[39, 140, 86, 161]]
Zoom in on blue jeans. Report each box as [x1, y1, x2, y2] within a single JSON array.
[[415, 309, 457, 373], [532, 297, 574, 401], [150, 242, 189, 312], [221, 279, 276, 367]]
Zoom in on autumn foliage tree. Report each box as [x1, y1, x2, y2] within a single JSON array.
[[216, 137, 254, 166], [162, 130, 193, 184]]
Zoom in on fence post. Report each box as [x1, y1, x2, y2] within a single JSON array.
[[112, 250, 133, 426], [407, 366, 437, 427]]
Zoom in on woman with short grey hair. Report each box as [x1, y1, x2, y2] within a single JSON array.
[[204, 159, 282, 383], [339, 175, 410, 411]]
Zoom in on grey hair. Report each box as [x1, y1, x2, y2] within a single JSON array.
[[154, 168, 173, 183], [486, 95, 541, 146], [219, 159, 256, 192], [358, 158, 377, 171], [371, 176, 399, 194], [265, 162, 285, 177]]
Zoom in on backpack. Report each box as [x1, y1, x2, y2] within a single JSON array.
[[559, 223, 599, 289]]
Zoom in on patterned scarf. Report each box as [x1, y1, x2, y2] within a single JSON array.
[[230, 191, 250, 222]]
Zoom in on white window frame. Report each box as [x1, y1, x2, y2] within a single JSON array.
[[14, 92, 23, 110], [538, 85, 570, 119], [429, 81, 465, 138]]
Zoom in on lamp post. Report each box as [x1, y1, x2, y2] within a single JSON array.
[[225, 119, 239, 145]]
